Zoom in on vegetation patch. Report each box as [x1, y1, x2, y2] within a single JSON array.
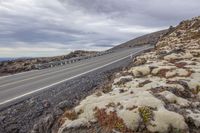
[[95, 91, 102, 97], [138, 80, 152, 87], [169, 59, 181, 64], [102, 83, 113, 93], [174, 62, 187, 68], [114, 77, 132, 87], [133, 58, 147, 66], [155, 68, 170, 77], [126, 105, 138, 111], [94, 108, 131, 132], [192, 85, 200, 94], [106, 102, 116, 108], [138, 106, 153, 124], [58, 110, 78, 125]]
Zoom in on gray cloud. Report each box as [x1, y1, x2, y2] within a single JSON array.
[[0, 0, 199, 57], [65, 0, 200, 26]]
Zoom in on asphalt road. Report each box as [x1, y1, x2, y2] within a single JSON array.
[[0, 45, 152, 106]]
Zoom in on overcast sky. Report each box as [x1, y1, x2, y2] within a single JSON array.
[[0, 0, 199, 57]]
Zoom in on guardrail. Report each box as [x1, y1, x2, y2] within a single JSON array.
[[34, 50, 113, 70], [34, 44, 154, 70]]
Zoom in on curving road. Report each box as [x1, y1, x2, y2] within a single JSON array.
[[0, 45, 152, 106]]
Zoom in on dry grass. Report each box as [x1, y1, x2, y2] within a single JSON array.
[[114, 77, 132, 87], [102, 83, 113, 93], [94, 108, 133, 133], [95, 91, 102, 97], [174, 62, 187, 68], [58, 110, 78, 126], [169, 59, 180, 64], [106, 102, 116, 108], [133, 58, 147, 66], [192, 85, 200, 94], [155, 69, 170, 78], [138, 80, 152, 87], [183, 69, 193, 77], [127, 106, 138, 111]]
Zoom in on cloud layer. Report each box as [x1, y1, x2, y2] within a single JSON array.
[[0, 0, 199, 57]]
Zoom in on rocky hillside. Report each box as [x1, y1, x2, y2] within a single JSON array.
[[57, 16, 200, 133], [111, 29, 169, 50], [0, 50, 97, 76]]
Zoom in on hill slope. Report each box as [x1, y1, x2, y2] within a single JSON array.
[[111, 29, 169, 50], [57, 16, 200, 133]]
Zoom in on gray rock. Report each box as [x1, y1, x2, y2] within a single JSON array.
[[31, 114, 54, 133], [42, 100, 51, 108], [57, 100, 74, 110]]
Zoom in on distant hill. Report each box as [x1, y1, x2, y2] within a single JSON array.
[[0, 58, 15, 62], [111, 29, 169, 50], [0, 57, 32, 62]]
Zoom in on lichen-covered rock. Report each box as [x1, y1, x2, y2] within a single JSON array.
[[58, 118, 90, 133], [164, 52, 193, 61], [159, 91, 190, 107], [128, 66, 150, 77], [186, 110, 200, 128], [147, 108, 188, 133], [133, 57, 147, 66]]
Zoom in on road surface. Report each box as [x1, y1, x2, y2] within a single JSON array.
[[0, 45, 152, 106]]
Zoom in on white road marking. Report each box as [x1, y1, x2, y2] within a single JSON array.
[[0, 48, 150, 106]]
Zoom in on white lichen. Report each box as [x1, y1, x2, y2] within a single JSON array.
[[148, 108, 188, 133], [159, 91, 190, 107]]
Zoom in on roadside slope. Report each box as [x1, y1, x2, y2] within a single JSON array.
[[57, 16, 200, 133]]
